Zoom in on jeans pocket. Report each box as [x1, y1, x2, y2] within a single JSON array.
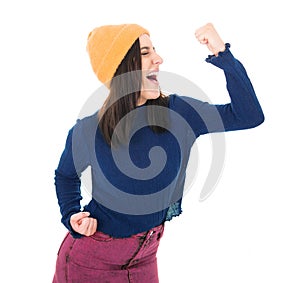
[[67, 260, 127, 282], [90, 231, 113, 242]]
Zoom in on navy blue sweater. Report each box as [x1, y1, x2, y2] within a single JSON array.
[[54, 44, 264, 238]]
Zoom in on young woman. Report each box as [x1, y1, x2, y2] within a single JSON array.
[[53, 23, 264, 282]]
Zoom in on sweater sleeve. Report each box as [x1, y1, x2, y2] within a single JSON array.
[[170, 43, 265, 137], [54, 120, 90, 238]]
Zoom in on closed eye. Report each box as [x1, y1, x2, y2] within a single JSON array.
[[140, 46, 156, 56]]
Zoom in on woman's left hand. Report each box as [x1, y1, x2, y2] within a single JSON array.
[[195, 23, 226, 56]]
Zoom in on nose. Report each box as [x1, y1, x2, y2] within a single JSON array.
[[152, 52, 163, 65]]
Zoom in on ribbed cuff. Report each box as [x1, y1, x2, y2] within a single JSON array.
[[205, 43, 231, 62]]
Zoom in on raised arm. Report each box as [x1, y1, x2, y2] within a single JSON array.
[[170, 23, 264, 137]]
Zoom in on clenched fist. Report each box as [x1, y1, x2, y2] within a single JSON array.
[[195, 23, 226, 56], [70, 211, 97, 236]]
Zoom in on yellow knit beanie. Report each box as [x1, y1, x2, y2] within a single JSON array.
[[86, 24, 149, 85]]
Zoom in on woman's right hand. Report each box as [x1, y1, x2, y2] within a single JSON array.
[[70, 211, 97, 236]]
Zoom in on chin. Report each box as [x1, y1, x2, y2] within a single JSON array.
[[142, 90, 160, 101]]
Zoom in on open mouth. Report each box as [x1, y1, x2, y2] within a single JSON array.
[[146, 71, 158, 83]]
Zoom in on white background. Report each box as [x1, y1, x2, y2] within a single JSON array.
[[1, 0, 299, 282]]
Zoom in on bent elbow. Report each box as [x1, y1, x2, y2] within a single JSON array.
[[254, 110, 265, 126], [246, 111, 265, 129]]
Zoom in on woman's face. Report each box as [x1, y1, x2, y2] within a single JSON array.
[[138, 34, 163, 106]]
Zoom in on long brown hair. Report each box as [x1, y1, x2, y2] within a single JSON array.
[[98, 38, 169, 146]]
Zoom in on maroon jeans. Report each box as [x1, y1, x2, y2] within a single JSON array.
[[53, 224, 164, 283]]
